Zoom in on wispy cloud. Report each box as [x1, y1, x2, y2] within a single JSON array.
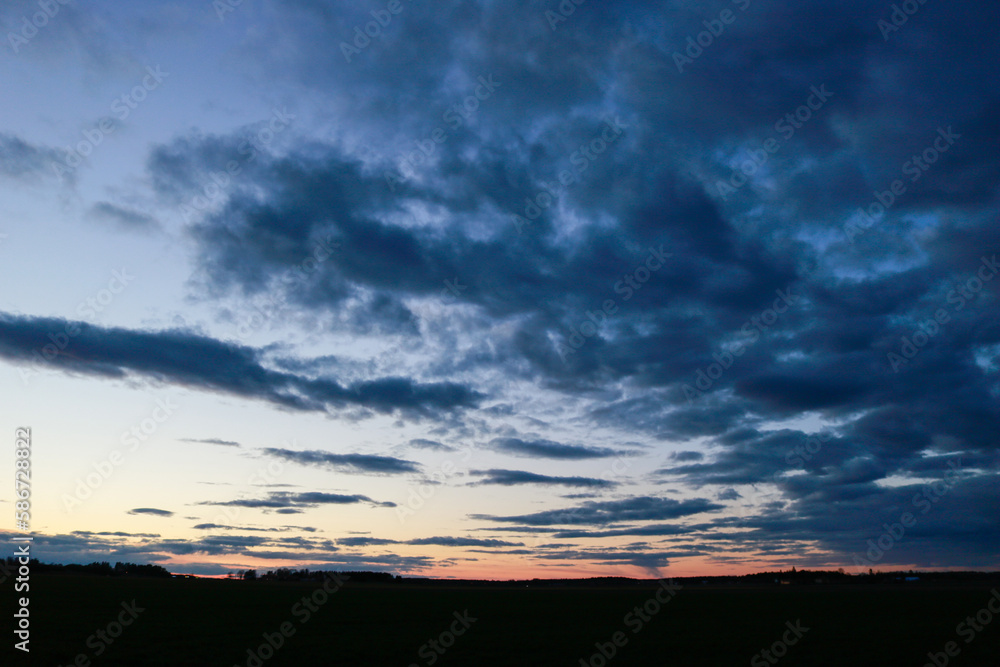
[[182, 437, 242, 447], [470, 469, 617, 488], [199, 491, 396, 510], [408, 438, 456, 452], [262, 448, 420, 474], [474, 496, 723, 526], [489, 438, 625, 460], [127, 508, 173, 517]]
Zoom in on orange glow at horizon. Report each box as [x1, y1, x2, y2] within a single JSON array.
[[158, 553, 839, 580]]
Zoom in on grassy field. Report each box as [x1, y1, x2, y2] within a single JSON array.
[[3, 574, 1000, 666]]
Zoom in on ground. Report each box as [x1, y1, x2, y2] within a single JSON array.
[[4, 574, 1000, 666]]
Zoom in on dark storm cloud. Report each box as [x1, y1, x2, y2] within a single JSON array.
[[127, 508, 173, 517], [701, 471, 1000, 570], [0, 313, 482, 416], [129, 0, 999, 567], [262, 447, 420, 474], [470, 469, 617, 488], [489, 438, 624, 460], [658, 429, 848, 486]]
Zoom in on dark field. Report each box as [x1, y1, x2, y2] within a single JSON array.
[[5, 574, 1000, 666]]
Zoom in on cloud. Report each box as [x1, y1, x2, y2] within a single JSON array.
[[701, 471, 1000, 570], [0, 529, 446, 572], [474, 496, 724, 527], [0, 313, 482, 416], [129, 0, 1000, 571], [338, 537, 400, 547], [191, 523, 316, 533], [406, 537, 524, 548], [127, 508, 173, 517], [6, 0, 1000, 573], [489, 438, 625, 460], [86, 202, 158, 230], [551, 524, 694, 539], [182, 438, 242, 447], [533, 548, 681, 572], [0, 133, 69, 183], [470, 469, 617, 488], [408, 438, 456, 452], [200, 491, 396, 510], [337, 535, 524, 548], [262, 448, 420, 474]]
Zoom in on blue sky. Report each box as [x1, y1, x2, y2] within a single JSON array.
[[0, 0, 998, 578]]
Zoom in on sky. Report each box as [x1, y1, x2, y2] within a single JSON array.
[[0, 0, 997, 579]]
